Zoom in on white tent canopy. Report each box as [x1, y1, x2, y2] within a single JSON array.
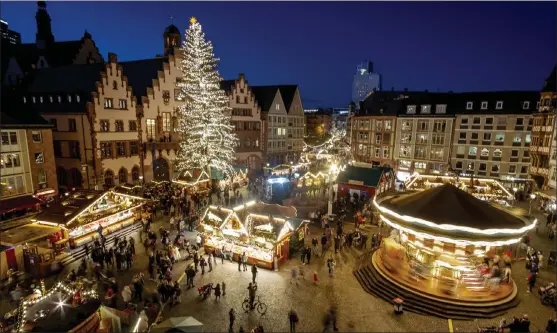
[[151, 316, 204, 333]]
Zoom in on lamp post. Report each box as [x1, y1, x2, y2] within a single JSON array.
[[529, 193, 536, 215], [512, 187, 518, 206]]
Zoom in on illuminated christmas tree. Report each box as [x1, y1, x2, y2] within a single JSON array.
[[175, 17, 238, 178]]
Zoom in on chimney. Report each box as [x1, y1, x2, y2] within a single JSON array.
[[108, 52, 118, 63]]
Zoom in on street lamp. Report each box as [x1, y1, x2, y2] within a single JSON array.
[[529, 193, 536, 215], [512, 187, 518, 206]]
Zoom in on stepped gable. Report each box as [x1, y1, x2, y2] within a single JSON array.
[[381, 184, 526, 229], [119, 57, 168, 104]]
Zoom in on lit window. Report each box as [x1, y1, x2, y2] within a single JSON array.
[[493, 149, 502, 158], [146, 119, 156, 139], [435, 104, 446, 114], [406, 105, 416, 114], [421, 105, 431, 114], [480, 148, 489, 156], [468, 147, 477, 155]]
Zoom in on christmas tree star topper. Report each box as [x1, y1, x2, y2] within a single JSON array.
[[190, 16, 197, 24]]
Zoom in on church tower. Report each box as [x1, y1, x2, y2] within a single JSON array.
[[35, 1, 55, 49], [163, 17, 181, 56]]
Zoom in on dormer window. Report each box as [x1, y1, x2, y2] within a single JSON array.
[[481, 101, 488, 110], [57, 96, 62, 103], [436, 104, 447, 114], [421, 105, 431, 114], [162, 90, 170, 105], [466, 102, 473, 110], [67, 95, 72, 102], [496, 101, 503, 110], [276, 104, 280, 110], [537, 101, 541, 109], [76, 94, 80, 102], [32, 96, 36, 103], [23, 97, 26, 103], [39, 96, 43, 103], [406, 105, 416, 114], [522, 101, 530, 110], [49, 96, 53, 103]]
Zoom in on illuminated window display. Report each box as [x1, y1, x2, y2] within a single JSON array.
[[35, 190, 148, 248], [200, 201, 309, 269], [373, 184, 536, 303]]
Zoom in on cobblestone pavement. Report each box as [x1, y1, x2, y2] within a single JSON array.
[[3, 194, 556, 332]]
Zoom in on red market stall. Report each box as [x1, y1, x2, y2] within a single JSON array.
[[336, 165, 394, 201]]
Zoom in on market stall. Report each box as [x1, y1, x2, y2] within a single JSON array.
[[404, 173, 515, 204], [173, 170, 211, 195], [296, 171, 329, 189], [264, 177, 292, 203], [373, 184, 536, 302], [200, 201, 309, 270], [34, 190, 148, 248]]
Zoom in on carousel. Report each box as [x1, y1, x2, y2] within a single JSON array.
[[199, 201, 309, 270], [404, 173, 514, 205], [373, 184, 536, 303]]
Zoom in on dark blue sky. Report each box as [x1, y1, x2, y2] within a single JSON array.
[[2, 1, 556, 108]]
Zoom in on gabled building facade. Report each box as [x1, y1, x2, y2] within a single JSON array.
[[221, 74, 263, 172]]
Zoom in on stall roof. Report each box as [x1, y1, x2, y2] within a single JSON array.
[[34, 190, 104, 226], [0, 195, 42, 214], [0, 223, 61, 246], [174, 170, 211, 186], [235, 202, 297, 222], [29, 296, 102, 332], [381, 184, 527, 229], [337, 165, 389, 188]]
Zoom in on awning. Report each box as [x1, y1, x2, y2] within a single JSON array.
[[0, 195, 42, 215]]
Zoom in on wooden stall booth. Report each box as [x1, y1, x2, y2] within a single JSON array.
[[200, 201, 309, 270], [173, 170, 212, 195], [34, 190, 148, 249]]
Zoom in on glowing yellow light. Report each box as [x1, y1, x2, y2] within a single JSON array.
[[190, 17, 197, 24]]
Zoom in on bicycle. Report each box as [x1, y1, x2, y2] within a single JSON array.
[[242, 295, 267, 315]]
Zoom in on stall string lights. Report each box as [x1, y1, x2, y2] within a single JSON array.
[[373, 196, 536, 236], [172, 170, 211, 187]]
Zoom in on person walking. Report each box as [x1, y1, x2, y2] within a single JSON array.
[[290, 267, 299, 285], [527, 271, 537, 293], [288, 309, 299, 333], [306, 246, 312, 265], [200, 257, 207, 275], [242, 253, 248, 272], [214, 283, 221, 301], [222, 281, 226, 296], [122, 285, 132, 306], [194, 252, 199, 272], [327, 257, 335, 277], [228, 308, 236, 332], [238, 254, 242, 271], [247, 282, 257, 309], [251, 264, 258, 284], [208, 253, 213, 272]]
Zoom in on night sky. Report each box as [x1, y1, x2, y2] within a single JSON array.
[[2, 1, 556, 108]]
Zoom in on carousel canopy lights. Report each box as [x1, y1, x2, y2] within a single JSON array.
[[405, 173, 514, 199], [374, 195, 536, 236], [233, 200, 256, 211]]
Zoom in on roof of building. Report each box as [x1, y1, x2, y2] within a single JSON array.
[[381, 184, 527, 229], [35, 190, 104, 226], [542, 66, 556, 92], [452, 91, 539, 115], [120, 57, 168, 103], [164, 24, 180, 35], [277, 85, 298, 111], [337, 165, 388, 188], [250, 86, 278, 112], [0, 111, 52, 128], [220, 79, 237, 94]]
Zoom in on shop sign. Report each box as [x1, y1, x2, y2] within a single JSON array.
[[348, 180, 364, 186]]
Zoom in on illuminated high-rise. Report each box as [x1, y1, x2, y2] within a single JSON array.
[[352, 61, 381, 106]]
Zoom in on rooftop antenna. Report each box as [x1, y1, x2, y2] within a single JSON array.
[[170, 16, 175, 25]]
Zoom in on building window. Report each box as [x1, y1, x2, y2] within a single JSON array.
[[511, 150, 518, 157], [116, 142, 126, 156], [421, 105, 431, 114], [417, 120, 428, 131], [399, 145, 411, 158], [520, 166, 528, 174], [492, 164, 500, 173], [49, 96, 53, 103], [374, 147, 381, 158], [1, 132, 17, 145], [467, 162, 475, 171], [104, 170, 114, 186], [376, 121, 383, 131], [50, 119, 58, 131], [414, 147, 427, 159], [407, 105, 416, 114], [113, 81, 118, 90], [1, 153, 21, 168], [146, 119, 156, 139], [495, 133, 504, 142], [174, 88, 184, 101], [35, 152, 44, 164], [481, 101, 488, 110], [162, 90, 170, 104], [401, 120, 412, 131], [115, 120, 124, 132], [132, 166, 140, 182], [485, 117, 493, 125], [67, 95, 72, 103], [507, 165, 516, 174], [496, 101, 503, 109], [401, 133, 412, 144], [104, 98, 113, 109], [479, 163, 487, 171], [119, 99, 127, 109], [436, 104, 447, 114], [129, 120, 137, 131], [100, 142, 113, 158], [456, 161, 463, 169], [471, 132, 479, 140], [383, 147, 389, 158], [516, 118, 524, 126], [468, 147, 477, 155], [276, 104, 280, 110], [57, 95, 62, 103], [375, 134, 382, 144], [415, 162, 427, 170], [53, 141, 62, 157], [38, 169, 47, 184], [483, 133, 492, 141], [385, 120, 392, 130], [513, 135, 521, 143], [473, 117, 480, 125], [431, 148, 444, 160], [32, 131, 42, 143], [100, 120, 110, 132], [493, 149, 502, 158], [118, 168, 127, 183], [433, 120, 446, 132], [459, 132, 467, 140], [399, 160, 411, 169], [69, 141, 80, 158], [432, 134, 444, 145], [466, 102, 473, 110], [417, 134, 428, 144], [162, 112, 172, 132], [130, 141, 139, 155], [523, 101, 530, 110], [76, 94, 80, 102], [480, 148, 489, 157], [525, 134, 531, 143], [66, 118, 76, 132]]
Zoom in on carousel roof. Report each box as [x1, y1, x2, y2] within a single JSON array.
[[381, 184, 526, 230], [30, 298, 102, 332]]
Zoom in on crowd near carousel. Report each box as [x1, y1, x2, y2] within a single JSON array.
[[373, 184, 537, 303]]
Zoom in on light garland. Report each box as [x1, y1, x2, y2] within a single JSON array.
[[379, 215, 522, 247], [172, 170, 211, 187], [374, 196, 536, 236], [174, 18, 238, 179], [405, 173, 514, 199]]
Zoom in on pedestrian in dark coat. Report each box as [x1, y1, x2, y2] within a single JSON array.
[[228, 308, 235, 332], [194, 252, 199, 272], [200, 257, 207, 275], [214, 283, 221, 301], [251, 264, 258, 284], [289, 309, 299, 333], [306, 246, 312, 265]]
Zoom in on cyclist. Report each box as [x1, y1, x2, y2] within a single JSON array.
[[247, 282, 258, 309]]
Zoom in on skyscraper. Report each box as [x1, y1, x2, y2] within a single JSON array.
[[1, 20, 21, 45], [352, 61, 381, 106]]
